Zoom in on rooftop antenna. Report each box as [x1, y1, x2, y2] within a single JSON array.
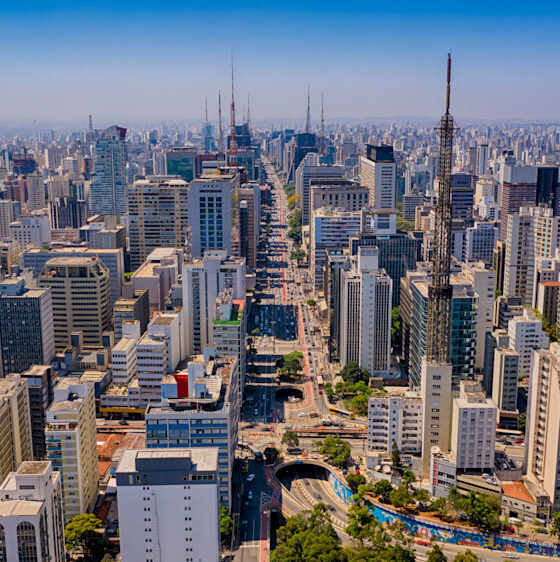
[[320, 94, 324, 137], [305, 85, 311, 134], [247, 93, 251, 131], [229, 53, 238, 166], [88, 115, 93, 131], [218, 91, 224, 155], [204, 97, 209, 123]]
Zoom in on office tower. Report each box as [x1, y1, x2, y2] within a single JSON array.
[[476, 143, 489, 176], [49, 196, 88, 229], [128, 176, 189, 270], [367, 392, 422, 455], [402, 192, 425, 221], [187, 172, 241, 258], [44, 146, 63, 170], [116, 448, 220, 562], [536, 281, 559, 326], [450, 174, 474, 219], [295, 153, 344, 225], [0, 239, 21, 274], [536, 165, 560, 213], [23, 247, 124, 304], [508, 309, 549, 378], [359, 145, 396, 210], [400, 271, 477, 387], [45, 378, 97, 522], [0, 277, 55, 376], [145, 349, 239, 506], [499, 165, 537, 240], [166, 147, 197, 182], [46, 174, 70, 200], [349, 210, 419, 307], [80, 215, 127, 251], [340, 248, 392, 376], [183, 250, 245, 355], [113, 283, 150, 341], [111, 321, 139, 385], [483, 329, 509, 395], [239, 182, 261, 269], [9, 210, 51, 249], [0, 199, 17, 237], [26, 170, 46, 210], [450, 381, 497, 473], [20, 365, 56, 460], [504, 206, 560, 306], [0, 461, 65, 562], [310, 180, 368, 214], [325, 251, 351, 360], [285, 132, 318, 182], [493, 295, 523, 330], [310, 208, 361, 289], [526, 342, 560, 510], [39, 256, 111, 349], [457, 262, 495, 371], [492, 348, 519, 414], [464, 222, 498, 264], [90, 125, 128, 216], [0, 375, 33, 482], [213, 288, 247, 398]]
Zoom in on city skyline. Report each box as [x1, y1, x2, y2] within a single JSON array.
[[2, 1, 560, 122]]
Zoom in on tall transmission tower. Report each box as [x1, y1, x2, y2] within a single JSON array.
[[247, 93, 251, 131], [305, 85, 311, 134], [229, 54, 238, 166], [426, 53, 459, 364], [88, 115, 93, 131], [320, 93, 325, 154], [218, 91, 224, 155]]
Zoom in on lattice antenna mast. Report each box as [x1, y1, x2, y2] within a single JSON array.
[[305, 85, 311, 134], [88, 115, 93, 131], [229, 54, 238, 166], [426, 53, 459, 364], [247, 93, 251, 131], [218, 91, 224, 155], [320, 93, 325, 154]]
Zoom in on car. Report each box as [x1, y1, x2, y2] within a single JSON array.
[[253, 408, 259, 416], [247, 474, 255, 482], [314, 492, 322, 500], [503, 554, 520, 560], [247, 491, 253, 500], [304, 480, 310, 486], [327, 505, 335, 512]]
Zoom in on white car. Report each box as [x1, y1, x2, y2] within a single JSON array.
[[247, 474, 255, 482], [247, 491, 253, 500]]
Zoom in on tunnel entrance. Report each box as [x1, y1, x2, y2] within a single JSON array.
[[275, 386, 304, 403]]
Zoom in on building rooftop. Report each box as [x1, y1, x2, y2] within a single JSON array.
[[116, 447, 218, 474], [16, 461, 50, 475], [501, 481, 535, 504], [0, 500, 43, 517], [150, 314, 176, 326]]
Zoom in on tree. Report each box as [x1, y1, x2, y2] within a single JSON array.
[[550, 510, 560, 543], [290, 248, 306, 263], [318, 436, 351, 468], [396, 215, 415, 232], [279, 351, 304, 380], [282, 430, 299, 448], [414, 488, 431, 503], [513, 519, 523, 536], [390, 485, 412, 509], [349, 393, 369, 416], [264, 446, 280, 464], [402, 469, 416, 488], [307, 299, 317, 307], [346, 473, 366, 493], [65, 514, 107, 559], [427, 543, 448, 562], [251, 327, 260, 335], [519, 412, 527, 432], [220, 505, 233, 545], [391, 441, 402, 468], [324, 382, 335, 403], [373, 479, 393, 499], [339, 362, 369, 384], [391, 307, 402, 350], [453, 550, 478, 562]]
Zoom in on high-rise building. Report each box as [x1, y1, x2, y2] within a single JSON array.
[[499, 165, 537, 240], [49, 196, 88, 229], [295, 153, 344, 226], [116, 448, 220, 562], [26, 170, 46, 211], [113, 283, 150, 341], [45, 378, 97, 522], [20, 365, 56, 460], [0, 375, 33, 483], [0, 277, 55, 376], [0, 199, 17, 238], [145, 349, 239, 506], [90, 125, 128, 216], [450, 381, 497, 473], [9, 210, 51, 249], [504, 206, 560, 307], [0, 461, 65, 562], [464, 222, 499, 264], [187, 172, 241, 258], [492, 348, 519, 414], [128, 176, 189, 270], [183, 250, 245, 355], [508, 309, 549, 378], [165, 147, 197, 182], [239, 182, 261, 269], [476, 143, 489, 176], [536, 281, 559, 327], [0, 239, 20, 274], [39, 256, 111, 349], [359, 145, 396, 210], [340, 247, 392, 376]]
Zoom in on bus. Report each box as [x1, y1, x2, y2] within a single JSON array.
[[308, 410, 319, 418], [316, 375, 324, 390], [248, 443, 264, 461], [329, 406, 355, 419]]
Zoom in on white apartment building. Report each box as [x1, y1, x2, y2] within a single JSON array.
[[116, 448, 220, 562], [368, 392, 422, 455], [0, 461, 65, 562], [111, 321, 140, 385], [504, 206, 560, 307], [451, 381, 497, 473], [359, 145, 396, 210], [183, 250, 246, 355], [45, 378, 98, 521], [9, 211, 51, 249], [508, 310, 549, 378], [136, 332, 168, 406]]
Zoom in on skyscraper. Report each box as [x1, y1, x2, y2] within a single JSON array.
[[499, 164, 537, 240], [90, 125, 128, 216], [128, 176, 189, 269], [359, 145, 397, 210], [166, 147, 197, 182]]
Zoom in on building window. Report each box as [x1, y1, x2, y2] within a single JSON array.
[[0, 523, 6, 561], [17, 521, 37, 562]]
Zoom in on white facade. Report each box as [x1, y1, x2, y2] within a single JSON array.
[[148, 312, 182, 372], [368, 393, 422, 455], [136, 332, 168, 406], [9, 211, 51, 249], [0, 200, 16, 238], [111, 323, 139, 385], [116, 448, 220, 562], [508, 310, 549, 378], [451, 381, 497, 473], [0, 461, 65, 562], [359, 152, 396, 209]]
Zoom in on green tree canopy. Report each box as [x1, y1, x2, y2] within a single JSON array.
[[346, 473, 366, 493], [279, 351, 304, 380], [318, 436, 351, 468], [65, 514, 107, 559], [307, 299, 317, 307], [453, 549, 478, 561], [282, 430, 300, 448], [550, 510, 560, 542], [220, 505, 233, 545], [339, 362, 369, 384], [373, 479, 393, 498], [391, 441, 402, 468], [291, 248, 306, 263], [390, 485, 413, 509], [427, 543, 448, 562]]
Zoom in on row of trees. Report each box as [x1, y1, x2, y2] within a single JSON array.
[[277, 351, 304, 380]]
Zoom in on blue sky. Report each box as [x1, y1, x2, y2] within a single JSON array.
[[1, 1, 560, 124]]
